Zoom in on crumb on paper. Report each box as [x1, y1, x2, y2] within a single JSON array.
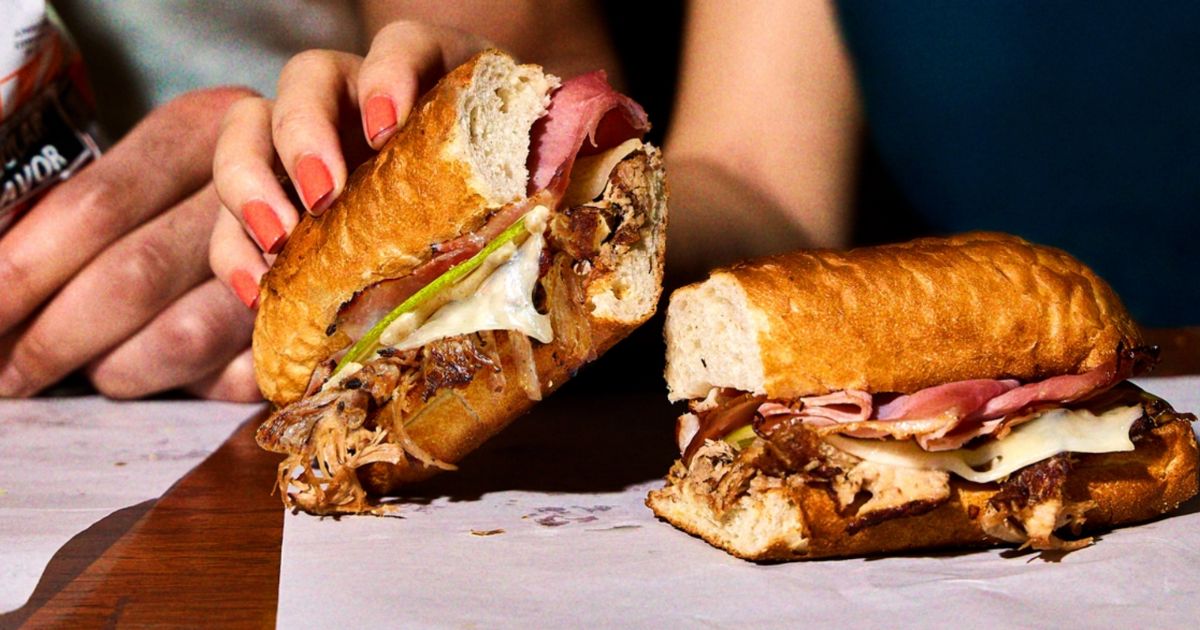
[[114, 461, 126, 467], [586, 525, 642, 532], [471, 529, 505, 537]]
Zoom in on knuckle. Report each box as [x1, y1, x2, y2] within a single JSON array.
[[170, 86, 260, 116], [0, 254, 31, 302], [160, 311, 229, 365], [377, 19, 430, 42], [283, 49, 336, 79], [271, 107, 317, 145], [69, 176, 134, 237], [218, 96, 271, 142], [70, 173, 123, 217], [227, 160, 270, 199], [376, 20, 415, 40], [106, 235, 177, 308], [8, 328, 63, 393], [210, 362, 263, 402]]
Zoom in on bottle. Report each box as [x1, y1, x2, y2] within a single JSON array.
[[1, 0, 99, 234]]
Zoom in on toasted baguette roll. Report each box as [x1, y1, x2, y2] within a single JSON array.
[[251, 50, 667, 512], [647, 420, 1199, 561], [255, 51, 558, 406], [665, 232, 1140, 401], [653, 234, 1195, 560]]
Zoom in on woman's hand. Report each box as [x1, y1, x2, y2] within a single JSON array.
[[209, 22, 489, 309]]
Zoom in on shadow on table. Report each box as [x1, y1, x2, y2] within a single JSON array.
[[400, 328, 681, 502], [0, 499, 155, 630]]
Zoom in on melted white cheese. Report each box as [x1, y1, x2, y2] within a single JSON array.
[[563, 138, 643, 206], [825, 404, 1142, 484], [392, 208, 552, 350]]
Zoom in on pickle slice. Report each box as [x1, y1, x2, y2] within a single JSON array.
[[333, 214, 533, 375]]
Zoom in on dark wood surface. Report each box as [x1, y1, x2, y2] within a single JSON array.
[[2, 327, 1196, 628], [1, 410, 281, 629]]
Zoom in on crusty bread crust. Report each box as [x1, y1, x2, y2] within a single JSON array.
[[254, 50, 553, 405], [666, 233, 1142, 400], [646, 420, 1199, 561]]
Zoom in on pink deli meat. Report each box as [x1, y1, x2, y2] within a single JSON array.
[[527, 71, 650, 193], [758, 362, 1125, 450]]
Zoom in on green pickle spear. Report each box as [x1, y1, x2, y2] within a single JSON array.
[[723, 424, 757, 450], [333, 213, 533, 375]]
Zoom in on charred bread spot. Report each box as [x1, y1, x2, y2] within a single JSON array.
[[846, 498, 944, 535]]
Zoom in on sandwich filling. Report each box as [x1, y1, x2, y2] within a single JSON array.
[[257, 72, 662, 514], [667, 346, 1196, 551]]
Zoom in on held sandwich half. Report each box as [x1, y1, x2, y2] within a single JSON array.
[[254, 51, 667, 514], [647, 233, 1197, 560]]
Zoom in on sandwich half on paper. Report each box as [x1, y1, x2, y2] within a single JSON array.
[[647, 233, 1197, 560], [254, 51, 667, 514]]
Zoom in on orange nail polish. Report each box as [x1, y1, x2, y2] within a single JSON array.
[[241, 200, 285, 253], [364, 95, 397, 142], [230, 269, 261, 309], [295, 155, 333, 214]]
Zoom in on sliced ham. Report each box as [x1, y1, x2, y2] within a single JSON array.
[[759, 391, 883, 437], [527, 71, 649, 194], [797, 390, 873, 424], [775, 360, 1130, 450], [969, 361, 1119, 421], [909, 361, 1127, 451], [876, 379, 1018, 421]]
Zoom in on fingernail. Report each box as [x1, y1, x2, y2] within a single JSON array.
[[295, 155, 333, 215], [230, 269, 261, 309], [364, 95, 397, 143], [241, 200, 286, 254]]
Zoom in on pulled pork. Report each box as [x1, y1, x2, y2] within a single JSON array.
[[758, 415, 951, 532], [548, 150, 655, 273], [979, 454, 1095, 551], [258, 334, 497, 514]]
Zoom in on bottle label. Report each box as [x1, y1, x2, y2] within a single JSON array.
[[1, 1, 99, 234]]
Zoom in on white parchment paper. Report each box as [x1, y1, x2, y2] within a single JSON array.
[[0, 397, 261, 613], [277, 377, 1200, 628]]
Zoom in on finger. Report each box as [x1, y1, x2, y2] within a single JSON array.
[[0, 185, 220, 397], [210, 205, 269, 309], [213, 95, 300, 254], [357, 21, 489, 148], [183, 348, 262, 402], [273, 50, 362, 216], [0, 86, 253, 336], [85, 279, 255, 399]]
